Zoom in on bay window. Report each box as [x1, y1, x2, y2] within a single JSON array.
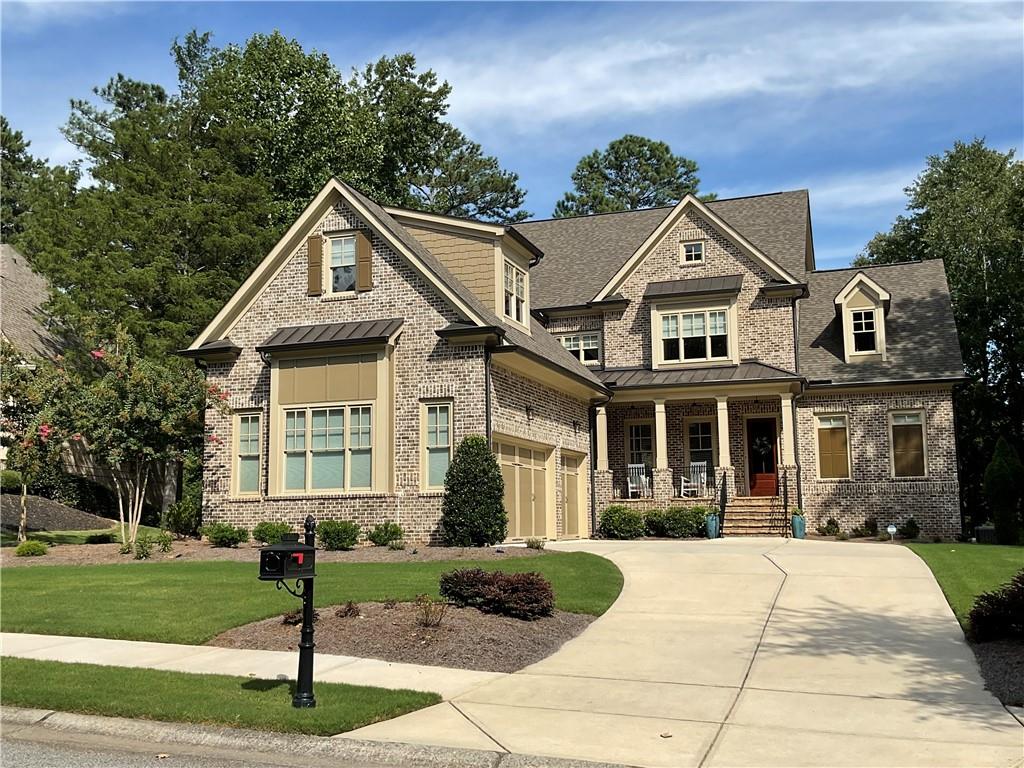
[[661, 309, 729, 363], [282, 404, 373, 492]]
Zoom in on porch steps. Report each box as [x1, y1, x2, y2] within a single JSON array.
[[723, 497, 789, 537]]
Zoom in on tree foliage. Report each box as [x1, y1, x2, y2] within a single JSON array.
[[856, 140, 1024, 525], [983, 437, 1023, 544], [554, 134, 714, 217], [1, 116, 45, 243], [440, 435, 506, 546]]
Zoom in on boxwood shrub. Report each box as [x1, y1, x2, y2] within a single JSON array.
[[598, 505, 646, 539], [317, 519, 360, 551], [252, 521, 293, 545], [201, 523, 249, 548], [367, 521, 404, 547], [15, 540, 47, 557]]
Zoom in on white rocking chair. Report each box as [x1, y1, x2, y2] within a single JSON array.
[[680, 461, 708, 498], [627, 464, 651, 498]]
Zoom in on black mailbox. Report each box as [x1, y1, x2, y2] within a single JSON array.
[[259, 533, 316, 581]]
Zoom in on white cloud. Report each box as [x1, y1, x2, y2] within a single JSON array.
[[405, 3, 1020, 135], [1, 1, 126, 32]]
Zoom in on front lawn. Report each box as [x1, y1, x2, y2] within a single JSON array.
[[0, 551, 622, 644], [0, 657, 438, 735], [907, 542, 1024, 628], [1, 523, 163, 547]]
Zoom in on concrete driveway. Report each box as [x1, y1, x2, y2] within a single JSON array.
[[345, 538, 1023, 767]]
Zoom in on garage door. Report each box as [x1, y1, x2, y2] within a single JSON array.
[[494, 440, 549, 540], [562, 453, 582, 537]]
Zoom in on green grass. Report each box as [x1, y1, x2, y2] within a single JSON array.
[[0, 657, 438, 736], [907, 542, 1024, 627], [1, 524, 163, 547], [0, 552, 622, 644]]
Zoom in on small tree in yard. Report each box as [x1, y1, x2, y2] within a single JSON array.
[[984, 437, 1023, 544], [440, 435, 506, 546]]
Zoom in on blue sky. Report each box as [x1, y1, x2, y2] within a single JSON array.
[[2, 1, 1021, 269]]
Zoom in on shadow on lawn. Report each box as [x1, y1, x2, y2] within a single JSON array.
[[240, 677, 293, 694]]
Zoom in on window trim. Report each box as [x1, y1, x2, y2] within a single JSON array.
[[557, 331, 602, 366], [888, 409, 928, 479], [814, 413, 852, 480], [420, 399, 453, 491], [682, 416, 718, 467], [849, 308, 879, 355], [623, 419, 656, 468], [232, 410, 262, 498], [279, 402, 375, 495], [502, 259, 528, 326], [324, 232, 358, 296], [680, 239, 705, 266], [652, 299, 737, 368]]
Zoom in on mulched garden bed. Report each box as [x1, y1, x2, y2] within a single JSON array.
[[0, 493, 115, 533], [971, 639, 1024, 706], [0, 538, 548, 568], [209, 601, 592, 673]]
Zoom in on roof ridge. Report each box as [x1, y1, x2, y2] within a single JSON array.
[[810, 259, 935, 274]]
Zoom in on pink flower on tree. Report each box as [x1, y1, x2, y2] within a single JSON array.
[[206, 433, 223, 445], [38, 423, 52, 442], [90, 349, 106, 360]]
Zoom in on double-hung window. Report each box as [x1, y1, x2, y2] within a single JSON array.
[[503, 261, 526, 324], [891, 411, 926, 477], [283, 404, 373, 492], [687, 421, 714, 467], [423, 402, 452, 489], [235, 413, 261, 495], [816, 415, 850, 479], [681, 241, 704, 264], [661, 309, 728, 362], [329, 235, 357, 294], [627, 423, 654, 467], [559, 333, 600, 364], [851, 309, 877, 353]]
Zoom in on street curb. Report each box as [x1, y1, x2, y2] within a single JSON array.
[[1, 707, 628, 768]]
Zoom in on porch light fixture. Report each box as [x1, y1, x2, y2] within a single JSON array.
[[525, 405, 534, 422]]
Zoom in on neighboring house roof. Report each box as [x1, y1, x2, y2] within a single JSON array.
[[644, 274, 744, 300], [800, 260, 965, 385], [598, 361, 802, 390], [0, 244, 60, 360], [519, 190, 811, 310], [257, 318, 404, 353]]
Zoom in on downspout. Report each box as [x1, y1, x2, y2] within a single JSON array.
[[484, 346, 492, 442], [792, 296, 804, 511]]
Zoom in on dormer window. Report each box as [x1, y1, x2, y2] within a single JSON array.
[[559, 332, 601, 365], [834, 272, 890, 363], [503, 260, 527, 324], [851, 309, 877, 352], [681, 241, 704, 265]]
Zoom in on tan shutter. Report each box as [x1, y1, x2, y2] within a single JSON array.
[[818, 427, 849, 479], [356, 230, 373, 291], [893, 425, 924, 477], [307, 235, 323, 296]]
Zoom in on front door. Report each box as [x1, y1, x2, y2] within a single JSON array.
[[746, 418, 778, 496]]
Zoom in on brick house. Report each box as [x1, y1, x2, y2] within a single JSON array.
[[186, 178, 964, 541]]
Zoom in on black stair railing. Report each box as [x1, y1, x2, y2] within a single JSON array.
[[718, 470, 728, 538]]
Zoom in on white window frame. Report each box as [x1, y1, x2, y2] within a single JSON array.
[[624, 420, 655, 467], [683, 417, 718, 467], [850, 308, 878, 355], [888, 409, 928, 479], [233, 411, 262, 497], [680, 240, 705, 265], [421, 400, 453, 491], [658, 307, 730, 365], [280, 402, 374, 494], [325, 233, 358, 296], [558, 332, 601, 366], [815, 413, 852, 480], [503, 260, 528, 325]]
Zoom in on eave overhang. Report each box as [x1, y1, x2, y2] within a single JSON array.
[[177, 339, 241, 363], [490, 345, 610, 400], [436, 323, 506, 347]]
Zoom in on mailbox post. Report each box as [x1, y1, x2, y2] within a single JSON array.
[[258, 514, 317, 708]]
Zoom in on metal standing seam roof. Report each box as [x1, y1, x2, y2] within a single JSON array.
[[257, 318, 404, 352], [597, 361, 802, 389], [644, 274, 744, 299]]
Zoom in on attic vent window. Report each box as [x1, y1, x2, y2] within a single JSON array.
[[851, 309, 877, 353], [681, 241, 705, 264]]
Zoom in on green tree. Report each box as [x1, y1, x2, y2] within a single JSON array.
[[856, 140, 1024, 525], [554, 134, 714, 217], [440, 435, 506, 546], [983, 437, 1023, 545], [1, 115, 45, 243]]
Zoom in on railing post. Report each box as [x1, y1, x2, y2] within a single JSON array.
[[718, 470, 728, 538]]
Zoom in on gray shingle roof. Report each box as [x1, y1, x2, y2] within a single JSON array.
[[799, 260, 965, 385], [598, 361, 801, 390], [0, 244, 61, 360], [644, 274, 744, 300], [518, 191, 811, 310], [258, 319, 404, 353]]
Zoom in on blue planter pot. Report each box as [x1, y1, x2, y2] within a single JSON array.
[[791, 515, 806, 539], [705, 513, 720, 539]]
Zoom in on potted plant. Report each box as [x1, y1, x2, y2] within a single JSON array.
[[705, 508, 720, 539], [791, 508, 806, 539]]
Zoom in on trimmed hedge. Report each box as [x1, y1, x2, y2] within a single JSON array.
[[201, 523, 249, 548], [440, 435, 506, 546], [367, 521, 404, 547], [598, 505, 646, 539], [252, 521, 292, 545], [316, 519, 360, 551], [15, 540, 47, 557]]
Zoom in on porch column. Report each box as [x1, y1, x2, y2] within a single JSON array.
[[780, 393, 796, 466], [715, 396, 731, 467], [595, 405, 609, 471], [654, 399, 668, 470]]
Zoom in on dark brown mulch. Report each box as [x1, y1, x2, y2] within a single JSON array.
[[209, 601, 592, 673], [970, 639, 1024, 706], [0, 538, 547, 568], [0, 493, 115, 532]]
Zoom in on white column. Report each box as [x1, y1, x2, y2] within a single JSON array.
[[596, 406, 609, 471], [780, 392, 796, 465], [716, 396, 731, 468], [654, 399, 668, 470]]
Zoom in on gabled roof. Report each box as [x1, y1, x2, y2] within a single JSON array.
[[520, 190, 812, 310], [834, 271, 891, 306], [0, 244, 61, 360], [800, 260, 965, 385]]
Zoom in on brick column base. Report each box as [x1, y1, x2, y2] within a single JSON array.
[[652, 468, 674, 503], [593, 470, 614, 531]]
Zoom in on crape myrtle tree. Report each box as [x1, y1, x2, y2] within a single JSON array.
[[440, 435, 507, 546]]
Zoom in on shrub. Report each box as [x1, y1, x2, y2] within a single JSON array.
[[863, 517, 879, 536], [525, 537, 545, 550], [968, 570, 1024, 642], [598, 505, 646, 539], [134, 533, 153, 560], [1, 469, 23, 492], [441, 435, 506, 546], [317, 519, 360, 551], [415, 594, 448, 627], [336, 601, 360, 618], [439, 568, 492, 608], [817, 517, 841, 537], [897, 517, 920, 540], [85, 532, 115, 544], [14, 540, 47, 557], [439, 568, 554, 620], [662, 506, 708, 538], [387, 539, 406, 551], [984, 437, 1023, 545], [118, 541, 133, 555], [252, 521, 292, 545], [163, 496, 201, 538], [202, 523, 249, 548], [644, 509, 667, 537], [367, 521, 404, 547], [156, 530, 174, 553]]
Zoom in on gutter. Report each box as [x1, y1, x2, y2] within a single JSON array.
[[490, 344, 610, 397], [805, 375, 968, 390]]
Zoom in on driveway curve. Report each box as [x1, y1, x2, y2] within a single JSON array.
[[346, 538, 1023, 767]]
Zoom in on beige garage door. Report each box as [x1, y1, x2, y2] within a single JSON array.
[[494, 440, 549, 540], [562, 453, 582, 538]]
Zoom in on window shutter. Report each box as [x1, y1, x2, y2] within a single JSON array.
[[893, 425, 924, 476], [356, 230, 373, 291], [307, 235, 323, 296]]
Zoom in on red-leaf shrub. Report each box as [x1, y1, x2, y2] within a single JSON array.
[[439, 568, 492, 608], [439, 568, 555, 620]]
